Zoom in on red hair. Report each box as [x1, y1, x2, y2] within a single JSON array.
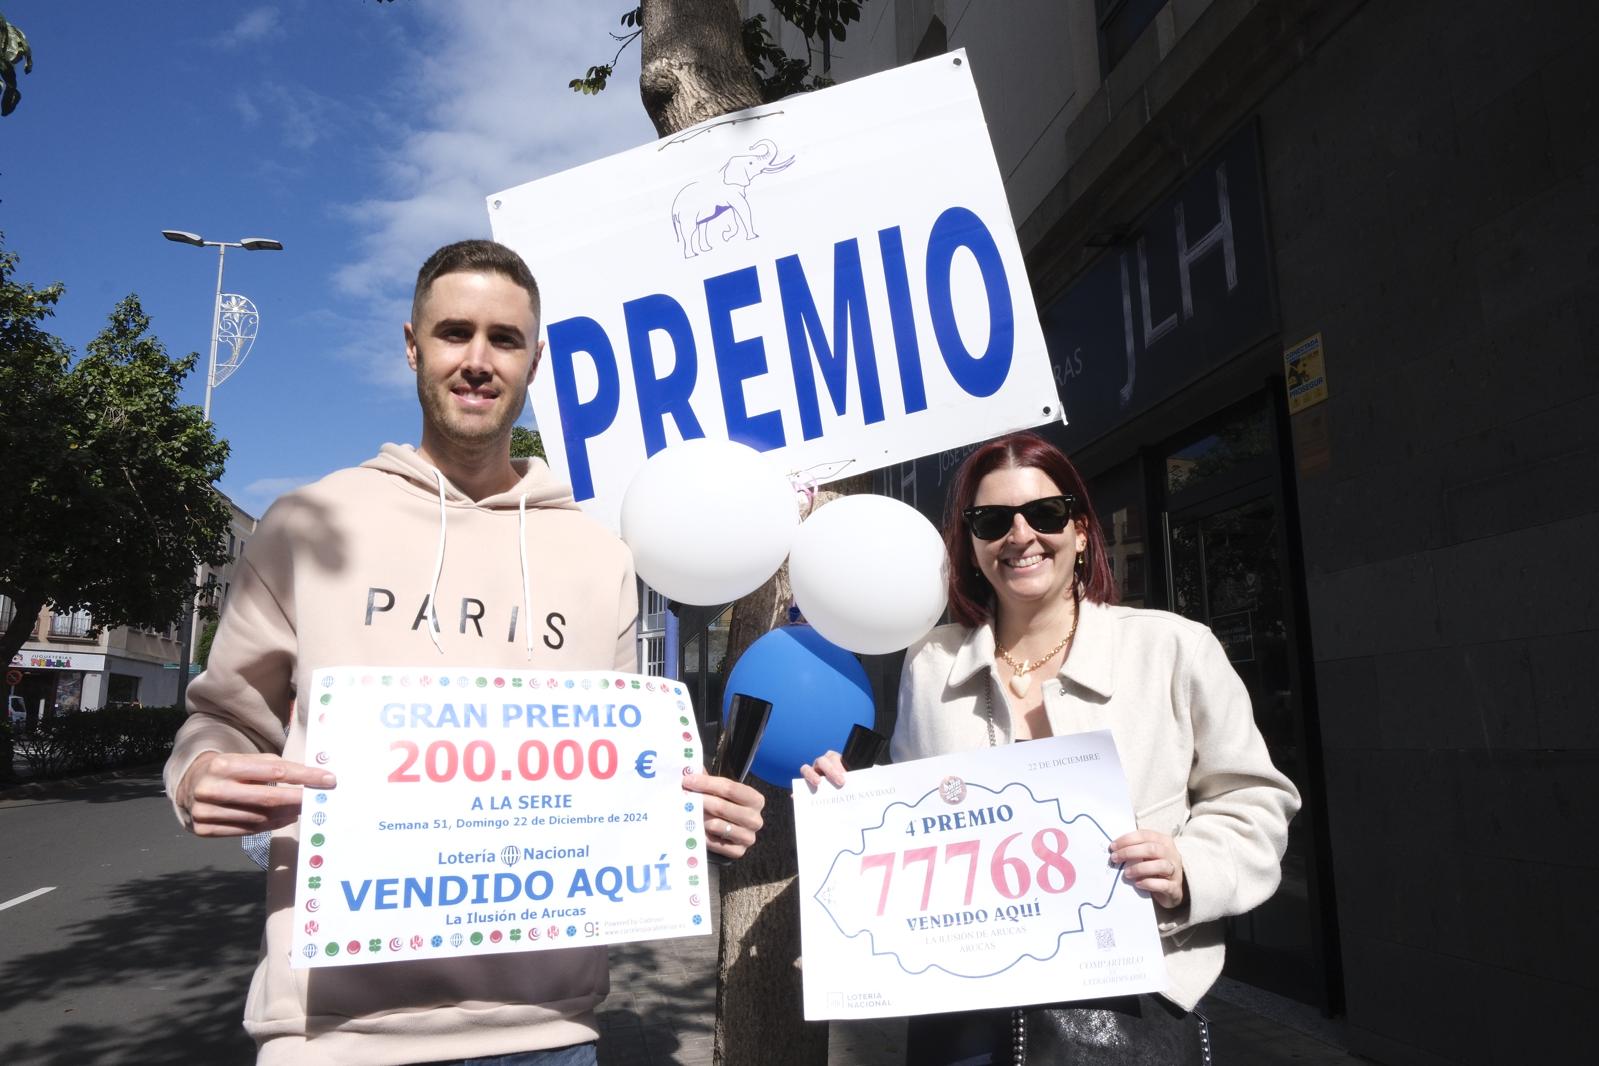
[[943, 432, 1118, 628]]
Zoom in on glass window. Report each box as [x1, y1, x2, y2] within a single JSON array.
[[641, 634, 667, 677], [1086, 457, 1149, 608], [1165, 403, 1272, 501], [641, 584, 668, 635], [54, 672, 83, 712], [49, 608, 94, 639], [0, 595, 14, 630], [107, 674, 141, 705], [682, 633, 705, 723], [704, 605, 733, 727], [1097, 0, 1166, 72]]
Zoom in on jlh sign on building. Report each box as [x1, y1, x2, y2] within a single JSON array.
[[488, 50, 1063, 525]]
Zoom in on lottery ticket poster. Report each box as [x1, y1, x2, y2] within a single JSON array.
[[290, 667, 713, 968], [793, 730, 1167, 1019]]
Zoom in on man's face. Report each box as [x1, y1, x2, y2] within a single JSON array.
[[405, 271, 543, 450]]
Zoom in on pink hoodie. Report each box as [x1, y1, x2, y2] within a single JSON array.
[[166, 445, 638, 1065]]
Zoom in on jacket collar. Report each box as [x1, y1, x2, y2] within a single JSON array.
[[947, 600, 1117, 699]]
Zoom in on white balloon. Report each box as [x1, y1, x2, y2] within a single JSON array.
[[620, 438, 799, 606], [790, 495, 948, 654]]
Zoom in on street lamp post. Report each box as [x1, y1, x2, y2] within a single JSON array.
[[161, 229, 282, 710], [161, 230, 282, 420]]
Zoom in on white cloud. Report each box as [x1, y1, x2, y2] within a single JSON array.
[[231, 81, 353, 152], [218, 8, 285, 49], [328, 0, 657, 389], [232, 89, 261, 126], [229, 475, 318, 518]]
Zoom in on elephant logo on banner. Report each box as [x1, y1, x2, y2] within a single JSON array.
[[670, 139, 796, 258]]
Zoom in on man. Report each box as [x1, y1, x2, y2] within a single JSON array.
[[167, 240, 766, 1066]]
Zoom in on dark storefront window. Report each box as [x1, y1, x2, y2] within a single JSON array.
[[1155, 393, 1334, 1008], [1085, 458, 1150, 608], [53, 671, 84, 712], [676, 604, 734, 751], [682, 633, 704, 716], [704, 606, 732, 728], [107, 673, 141, 705]]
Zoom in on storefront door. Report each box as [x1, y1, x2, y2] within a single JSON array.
[[1156, 392, 1338, 1009], [12, 671, 59, 728]]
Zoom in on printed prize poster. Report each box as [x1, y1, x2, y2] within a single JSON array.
[[290, 667, 712, 968], [793, 730, 1166, 1019]]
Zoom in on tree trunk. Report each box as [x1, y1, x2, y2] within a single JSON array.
[[711, 477, 870, 1066], [639, 0, 764, 138], [638, 7, 864, 1061], [0, 591, 46, 679]]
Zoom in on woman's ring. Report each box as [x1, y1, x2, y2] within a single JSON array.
[[720, 820, 734, 843]]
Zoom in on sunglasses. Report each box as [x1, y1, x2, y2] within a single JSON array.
[[962, 495, 1077, 541]]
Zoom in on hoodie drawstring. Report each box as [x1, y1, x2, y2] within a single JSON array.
[[518, 493, 534, 661], [422, 464, 533, 660], [426, 469, 448, 655]]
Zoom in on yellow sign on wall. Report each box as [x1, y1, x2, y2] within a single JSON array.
[[1284, 333, 1329, 414]]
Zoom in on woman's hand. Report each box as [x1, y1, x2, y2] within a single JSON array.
[[683, 772, 766, 861], [798, 750, 848, 792], [1110, 829, 1186, 910]]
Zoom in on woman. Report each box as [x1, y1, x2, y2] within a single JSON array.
[[802, 432, 1300, 1065]]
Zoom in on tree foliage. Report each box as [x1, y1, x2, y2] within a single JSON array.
[[0, 235, 232, 669], [509, 425, 545, 460], [194, 617, 219, 669], [0, 11, 32, 117], [571, 1, 863, 101]]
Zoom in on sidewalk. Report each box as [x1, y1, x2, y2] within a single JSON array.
[[598, 870, 1367, 1066]]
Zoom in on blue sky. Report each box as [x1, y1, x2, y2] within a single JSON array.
[[3, 0, 657, 517]]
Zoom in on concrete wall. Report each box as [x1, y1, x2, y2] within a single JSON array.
[[109, 656, 179, 708], [746, 0, 1096, 226], [1262, 3, 1599, 1061]]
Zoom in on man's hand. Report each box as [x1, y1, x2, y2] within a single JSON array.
[[177, 751, 337, 838], [1109, 829, 1186, 910], [682, 771, 766, 861]]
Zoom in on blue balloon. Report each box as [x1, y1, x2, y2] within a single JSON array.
[[722, 625, 875, 787]]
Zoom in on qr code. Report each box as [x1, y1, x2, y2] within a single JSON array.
[[1095, 928, 1115, 951]]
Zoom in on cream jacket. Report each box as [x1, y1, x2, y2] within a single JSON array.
[[891, 601, 1301, 1010]]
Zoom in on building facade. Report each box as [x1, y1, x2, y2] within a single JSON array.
[[719, 2, 1591, 1061], [5, 492, 259, 720]]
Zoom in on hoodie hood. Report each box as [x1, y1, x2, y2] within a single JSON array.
[[361, 442, 583, 512], [360, 443, 587, 657]]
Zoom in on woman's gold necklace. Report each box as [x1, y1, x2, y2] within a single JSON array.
[[996, 610, 1080, 697]]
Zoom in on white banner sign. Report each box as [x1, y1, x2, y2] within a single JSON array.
[[290, 667, 712, 969], [10, 650, 106, 672], [490, 50, 1062, 531], [793, 730, 1166, 1019]]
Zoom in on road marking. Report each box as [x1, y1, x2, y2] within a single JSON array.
[[0, 886, 56, 912]]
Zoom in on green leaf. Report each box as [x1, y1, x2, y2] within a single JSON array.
[[1, 14, 34, 118]]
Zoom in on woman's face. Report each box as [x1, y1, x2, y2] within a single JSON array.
[[970, 465, 1088, 614]]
